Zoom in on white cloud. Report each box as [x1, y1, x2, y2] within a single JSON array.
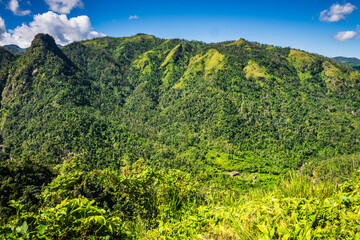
[[333, 31, 357, 41], [0, 17, 6, 39], [129, 15, 139, 20], [320, 3, 357, 22], [0, 11, 105, 48], [45, 0, 84, 14], [8, 0, 31, 16]]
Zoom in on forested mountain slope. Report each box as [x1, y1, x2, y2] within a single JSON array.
[[0, 33, 360, 173], [333, 56, 360, 71], [1, 33, 360, 239], [3, 44, 26, 57]]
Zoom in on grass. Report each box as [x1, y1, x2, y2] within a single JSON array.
[[141, 164, 360, 239], [244, 60, 270, 82], [276, 170, 338, 200], [174, 49, 225, 89]]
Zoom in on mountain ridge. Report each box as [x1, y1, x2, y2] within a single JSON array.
[[332, 56, 360, 71], [2, 44, 26, 57], [0, 33, 359, 173]]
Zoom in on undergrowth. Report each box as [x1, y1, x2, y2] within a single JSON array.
[[1, 154, 359, 239]]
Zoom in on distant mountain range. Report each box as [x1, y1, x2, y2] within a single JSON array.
[[332, 56, 360, 71], [2, 44, 26, 56], [2, 43, 62, 57]]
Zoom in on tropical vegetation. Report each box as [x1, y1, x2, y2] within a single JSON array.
[[0, 33, 359, 239]]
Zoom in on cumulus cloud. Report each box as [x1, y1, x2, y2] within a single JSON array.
[[0, 11, 105, 48], [333, 31, 357, 41], [8, 0, 31, 16], [45, 0, 84, 14], [320, 3, 357, 22], [0, 17, 6, 39], [129, 15, 139, 20]]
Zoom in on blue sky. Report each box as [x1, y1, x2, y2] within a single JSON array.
[[0, 0, 359, 58]]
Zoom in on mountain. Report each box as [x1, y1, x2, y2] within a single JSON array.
[[1, 33, 360, 239], [0, 33, 359, 173], [3, 44, 26, 57], [0, 47, 16, 103], [332, 56, 360, 71], [0, 34, 113, 163]]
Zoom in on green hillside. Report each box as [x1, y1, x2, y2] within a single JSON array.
[[2, 44, 26, 57], [1, 34, 360, 239], [333, 56, 360, 71]]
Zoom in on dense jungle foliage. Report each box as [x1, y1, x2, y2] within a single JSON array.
[[0, 33, 360, 239]]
